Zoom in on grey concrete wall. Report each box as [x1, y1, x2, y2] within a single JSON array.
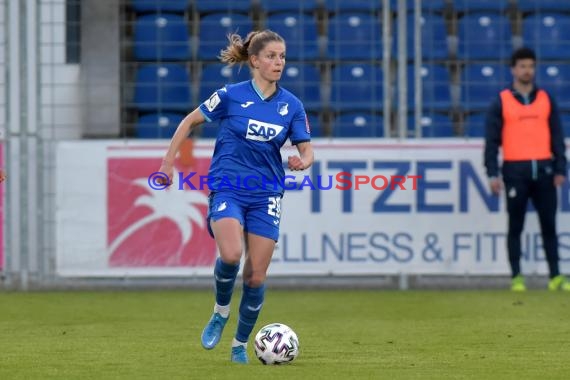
[[80, 0, 120, 137]]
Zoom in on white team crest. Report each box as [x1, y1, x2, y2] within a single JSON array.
[[277, 102, 289, 116]]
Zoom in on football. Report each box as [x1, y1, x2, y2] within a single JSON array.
[[253, 323, 300, 365]]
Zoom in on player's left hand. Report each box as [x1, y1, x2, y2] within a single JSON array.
[[554, 174, 566, 187], [288, 155, 305, 171]]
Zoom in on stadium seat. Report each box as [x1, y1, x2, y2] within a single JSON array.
[[406, 64, 452, 110], [522, 14, 570, 60], [133, 64, 191, 112], [133, 13, 191, 61], [259, 0, 319, 13], [517, 0, 570, 12], [408, 113, 454, 138], [452, 0, 509, 12], [265, 13, 319, 60], [462, 112, 486, 137], [325, 0, 381, 12], [199, 63, 251, 102], [327, 13, 382, 60], [194, 0, 252, 13], [198, 13, 253, 59], [330, 64, 383, 111], [416, 14, 448, 60], [457, 13, 512, 60], [389, 0, 447, 10], [331, 112, 384, 138], [278, 63, 322, 112], [135, 113, 185, 138], [460, 63, 510, 111], [393, 14, 448, 60], [537, 64, 570, 109], [131, 0, 189, 13]]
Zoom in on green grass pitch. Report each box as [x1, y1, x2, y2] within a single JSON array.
[[0, 289, 569, 379]]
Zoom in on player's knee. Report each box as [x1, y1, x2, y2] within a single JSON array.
[[219, 248, 242, 265]]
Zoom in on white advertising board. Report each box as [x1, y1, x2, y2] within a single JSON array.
[[55, 139, 570, 277]]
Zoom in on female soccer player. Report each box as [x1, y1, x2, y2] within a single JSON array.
[[158, 30, 314, 363]]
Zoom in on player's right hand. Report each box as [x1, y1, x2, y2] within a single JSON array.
[[489, 177, 502, 195]]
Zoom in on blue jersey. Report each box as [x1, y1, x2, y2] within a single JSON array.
[[199, 80, 311, 196]]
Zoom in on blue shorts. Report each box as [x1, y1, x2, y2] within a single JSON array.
[[207, 192, 283, 242]]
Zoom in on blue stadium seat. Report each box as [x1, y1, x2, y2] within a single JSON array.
[[325, 0, 381, 12], [327, 13, 382, 60], [462, 112, 486, 137], [134, 64, 191, 112], [406, 64, 452, 110], [266, 13, 319, 60], [198, 13, 253, 59], [458, 13, 512, 59], [522, 14, 570, 60], [194, 0, 251, 13], [452, 0, 509, 11], [135, 113, 185, 138], [330, 64, 383, 111], [199, 63, 250, 102], [537, 64, 570, 108], [278, 63, 322, 112], [415, 14, 448, 60], [517, 0, 570, 12], [131, 0, 189, 13], [390, 0, 447, 10], [408, 113, 454, 138], [331, 112, 384, 138], [260, 0, 318, 13], [133, 13, 191, 61], [460, 63, 510, 110], [393, 14, 448, 60]]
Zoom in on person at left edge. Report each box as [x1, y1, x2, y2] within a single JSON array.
[[157, 29, 314, 364]]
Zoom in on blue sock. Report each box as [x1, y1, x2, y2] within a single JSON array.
[[236, 283, 265, 343], [214, 258, 239, 306]]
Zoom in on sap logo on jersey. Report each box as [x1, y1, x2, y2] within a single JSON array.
[[246, 119, 284, 142]]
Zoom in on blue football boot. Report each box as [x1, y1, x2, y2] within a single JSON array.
[[201, 312, 228, 350], [230, 345, 249, 364]]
